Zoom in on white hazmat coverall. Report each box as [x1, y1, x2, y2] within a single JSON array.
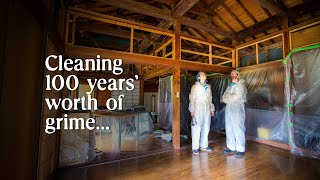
[[222, 79, 247, 152], [189, 82, 215, 150]]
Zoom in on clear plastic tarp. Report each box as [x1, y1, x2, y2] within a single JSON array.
[[59, 111, 165, 167], [158, 75, 190, 132], [284, 46, 320, 159], [209, 66, 286, 143], [209, 44, 320, 159]]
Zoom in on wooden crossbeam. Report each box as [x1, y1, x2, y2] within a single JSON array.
[[79, 24, 158, 44], [65, 44, 234, 73]]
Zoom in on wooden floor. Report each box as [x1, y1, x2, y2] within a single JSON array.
[[56, 137, 320, 180]]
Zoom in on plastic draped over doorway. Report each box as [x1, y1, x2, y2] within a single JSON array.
[[210, 44, 320, 159]]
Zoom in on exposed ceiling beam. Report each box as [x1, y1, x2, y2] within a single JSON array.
[[137, 20, 173, 53], [98, 0, 234, 38], [236, 1, 320, 40], [250, 0, 287, 16], [180, 16, 234, 38], [236, 15, 283, 40], [99, 0, 173, 20], [172, 0, 200, 18], [221, 2, 246, 29]]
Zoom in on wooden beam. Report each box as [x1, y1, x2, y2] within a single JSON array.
[[283, 19, 289, 56], [100, 0, 173, 21], [221, 2, 246, 29], [66, 44, 176, 67], [77, 71, 138, 79], [236, 15, 283, 40], [69, 7, 175, 35], [250, 0, 287, 16], [180, 60, 234, 73], [98, 0, 234, 38], [236, 17, 320, 49], [79, 24, 158, 44], [65, 44, 234, 73], [240, 60, 282, 72], [137, 20, 172, 53], [143, 68, 172, 80], [171, 0, 200, 18], [182, 17, 234, 38]]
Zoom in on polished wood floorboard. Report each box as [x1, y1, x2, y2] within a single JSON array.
[[56, 138, 320, 180]]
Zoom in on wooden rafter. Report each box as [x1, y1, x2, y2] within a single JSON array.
[[171, 0, 200, 18], [250, 0, 287, 16], [221, 2, 246, 29], [98, 0, 234, 38]]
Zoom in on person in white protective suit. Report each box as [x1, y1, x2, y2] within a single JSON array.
[[222, 70, 247, 158], [189, 72, 215, 155]]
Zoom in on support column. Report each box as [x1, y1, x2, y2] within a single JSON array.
[[283, 19, 290, 57], [172, 19, 181, 149]]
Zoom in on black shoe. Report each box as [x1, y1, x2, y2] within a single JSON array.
[[224, 149, 235, 154], [235, 151, 245, 159]]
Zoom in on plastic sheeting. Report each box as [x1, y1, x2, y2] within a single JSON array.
[[209, 44, 320, 159], [209, 66, 286, 143], [59, 112, 96, 167], [158, 75, 190, 132], [94, 112, 154, 160], [284, 46, 320, 159]]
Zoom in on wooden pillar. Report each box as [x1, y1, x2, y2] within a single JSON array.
[[232, 49, 236, 68], [65, 12, 70, 43], [172, 19, 181, 149], [130, 27, 134, 53], [283, 19, 290, 57], [209, 45, 212, 64], [139, 80, 144, 105], [71, 15, 76, 45], [256, 43, 259, 64]]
